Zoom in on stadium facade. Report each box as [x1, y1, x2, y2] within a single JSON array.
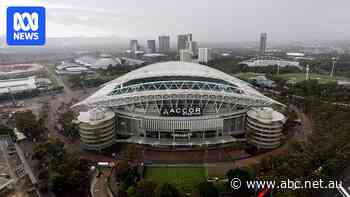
[[75, 61, 285, 149]]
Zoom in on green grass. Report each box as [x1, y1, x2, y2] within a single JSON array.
[[144, 166, 207, 192], [234, 72, 350, 84], [278, 73, 349, 83], [45, 64, 62, 88], [95, 73, 124, 81], [233, 72, 259, 81]]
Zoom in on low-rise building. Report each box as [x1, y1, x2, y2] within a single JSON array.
[[240, 58, 302, 70], [250, 75, 275, 88], [121, 57, 146, 66], [0, 77, 37, 96], [198, 48, 212, 63], [0, 64, 44, 79], [142, 53, 167, 63], [180, 49, 193, 62]]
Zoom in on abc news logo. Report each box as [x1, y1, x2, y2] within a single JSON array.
[[7, 7, 46, 46]]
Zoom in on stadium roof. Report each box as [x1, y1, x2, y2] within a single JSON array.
[[0, 77, 37, 94], [143, 53, 166, 57], [75, 61, 281, 107]]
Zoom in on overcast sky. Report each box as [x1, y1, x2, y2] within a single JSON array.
[[1, 0, 350, 42]]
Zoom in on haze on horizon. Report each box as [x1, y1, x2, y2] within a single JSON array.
[[1, 0, 350, 43]]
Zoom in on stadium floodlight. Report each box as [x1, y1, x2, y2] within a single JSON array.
[[330, 57, 338, 78], [306, 65, 310, 80]]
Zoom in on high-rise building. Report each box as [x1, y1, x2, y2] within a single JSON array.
[[158, 36, 170, 53], [177, 35, 188, 52], [260, 33, 267, 55], [180, 49, 193, 62], [198, 48, 212, 63], [178, 34, 193, 52], [187, 41, 198, 56], [130, 40, 139, 52], [147, 40, 156, 53]]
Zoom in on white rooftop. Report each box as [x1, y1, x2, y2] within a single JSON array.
[[0, 64, 43, 76], [143, 53, 166, 57], [0, 77, 36, 94], [77, 108, 115, 125], [247, 107, 286, 124], [77, 61, 281, 106]]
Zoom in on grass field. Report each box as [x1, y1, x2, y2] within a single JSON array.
[[144, 166, 207, 192], [234, 72, 350, 83], [233, 72, 258, 81], [278, 73, 349, 83], [45, 64, 62, 88]]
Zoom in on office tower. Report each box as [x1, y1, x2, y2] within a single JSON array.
[[260, 33, 267, 55], [187, 33, 192, 42], [158, 36, 170, 52], [188, 41, 198, 56], [198, 48, 212, 63], [180, 49, 193, 62], [130, 40, 139, 52], [178, 33, 193, 52], [147, 40, 156, 53], [177, 35, 188, 52]]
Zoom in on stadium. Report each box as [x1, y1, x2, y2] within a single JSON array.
[[74, 61, 285, 150]]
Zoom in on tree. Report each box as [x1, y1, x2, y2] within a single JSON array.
[[123, 144, 138, 161], [115, 160, 131, 181], [32, 139, 90, 196], [33, 138, 65, 166], [58, 110, 78, 137], [226, 168, 255, 193], [254, 100, 350, 196], [127, 186, 136, 197], [195, 181, 219, 197], [14, 110, 45, 140], [154, 183, 180, 197], [115, 160, 140, 188], [136, 180, 157, 197], [0, 124, 16, 140]]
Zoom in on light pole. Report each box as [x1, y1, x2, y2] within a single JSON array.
[[306, 65, 310, 81], [330, 57, 338, 78]]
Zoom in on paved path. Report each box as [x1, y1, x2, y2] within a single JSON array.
[[15, 143, 37, 185], [91, 169, 112, 197], [0, 139, 17, 182]]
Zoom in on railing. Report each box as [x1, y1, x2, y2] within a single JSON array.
[[109, 80, 243, 96]]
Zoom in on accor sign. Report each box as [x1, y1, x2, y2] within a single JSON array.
[[161, 107, 201, 117]]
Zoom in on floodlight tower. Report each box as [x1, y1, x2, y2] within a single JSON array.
[[306, 65, 310, 80], [330, 57, 338, 78], [7, 88, 17, 106]]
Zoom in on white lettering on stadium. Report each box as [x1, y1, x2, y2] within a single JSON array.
[[161, 107, 201, 116]]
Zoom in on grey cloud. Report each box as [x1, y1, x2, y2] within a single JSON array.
[[6, 0, 350, 41]]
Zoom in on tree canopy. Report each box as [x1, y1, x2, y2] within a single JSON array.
[[154, 183, 180, 197]]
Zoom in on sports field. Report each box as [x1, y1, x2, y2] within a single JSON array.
[[234, 72, 349, 83], [144, 166, 207, 192], [234, 72, 258, 81], [278, 73, 349, 83]]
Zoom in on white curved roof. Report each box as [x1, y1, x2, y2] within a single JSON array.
[[76, 61, 280, 106], [105, 61, 249, 87], [94, 58, 117, 67], [247, 107, 286, 124]]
